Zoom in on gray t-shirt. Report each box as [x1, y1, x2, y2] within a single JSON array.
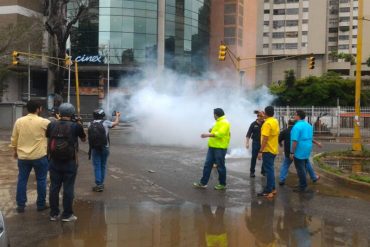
[[91, 119, 113, 147]]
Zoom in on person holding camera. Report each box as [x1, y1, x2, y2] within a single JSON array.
[[46, 103, 86, 222], [88, 109, 120, 192]]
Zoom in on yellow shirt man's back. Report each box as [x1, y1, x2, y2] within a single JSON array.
[[261, 117, 279, 155], [11, 114, 50, 160]]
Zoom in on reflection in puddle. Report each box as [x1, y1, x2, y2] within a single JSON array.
[[38, 200, 369, 247]]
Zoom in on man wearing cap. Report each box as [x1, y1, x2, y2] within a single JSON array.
[[46, 103, 86, 222], [193, 108, 231, 190]]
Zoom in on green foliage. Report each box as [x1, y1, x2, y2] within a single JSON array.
[[270, 71, 370, 106], [349, 174, 370, 184]]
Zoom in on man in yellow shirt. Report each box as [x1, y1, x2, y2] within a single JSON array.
[[257, 106, 279, 198], [10, 100, 50, 213], [193, 108, 231, 190]]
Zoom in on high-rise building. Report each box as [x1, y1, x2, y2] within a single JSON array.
[[256, 0, 370, 85], [209, 0, 257, 88]]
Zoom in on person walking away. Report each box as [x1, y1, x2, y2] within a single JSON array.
[[257, 106, 279, 198], [290, 110, 313, 193], [88, 109, 120, 192], [10, 100, 50, 213], [47, 103, 86, 221], [246, 111, 265, 177], [193, 108, 231, 190]]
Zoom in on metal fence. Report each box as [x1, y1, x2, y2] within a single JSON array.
[[275, 106, 370, 138]]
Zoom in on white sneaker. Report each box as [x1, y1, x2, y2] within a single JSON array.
[[62, 214, 77, 222], [50, 214, 59, 221]]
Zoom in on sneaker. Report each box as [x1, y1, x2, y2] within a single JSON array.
[[250, 173, 256, 178], [62, 215, 77, 222], [313, 175, 321, 183], [50, 214, 59, 221], [214, 184, 226, 190], [92, 185, 104, 192], [257, 191, 274, 198], [193, 182, 207, 188], [16, 206, 25, 213]]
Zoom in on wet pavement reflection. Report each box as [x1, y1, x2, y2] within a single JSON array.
[[38, 198, 370, 247]]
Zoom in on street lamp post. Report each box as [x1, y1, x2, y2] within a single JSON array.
[[352, 0, 364, 152]]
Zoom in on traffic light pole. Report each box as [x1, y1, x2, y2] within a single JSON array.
[[352, 0, 364, 152]]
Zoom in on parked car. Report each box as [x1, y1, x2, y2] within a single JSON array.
[[0, 211, 9, 247]]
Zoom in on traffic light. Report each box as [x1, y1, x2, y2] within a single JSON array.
[[65, 54, 72, 66], [218, 44, 227, 61], [308, 55, 315, 69], [12, 51, 20, 65]]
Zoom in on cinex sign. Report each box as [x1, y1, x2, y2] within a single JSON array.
[[74, 54, 103, 63]]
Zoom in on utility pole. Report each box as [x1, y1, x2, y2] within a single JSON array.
[[352, 0, 364, 152]]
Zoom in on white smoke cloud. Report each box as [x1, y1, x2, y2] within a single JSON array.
[[107, 67, 274, 157]]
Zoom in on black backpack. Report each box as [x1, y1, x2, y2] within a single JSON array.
[[88, 120, 107, 151], [49, 121, 76, 160]]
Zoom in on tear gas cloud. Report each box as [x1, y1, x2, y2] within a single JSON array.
[[108, 67, 274, 156]]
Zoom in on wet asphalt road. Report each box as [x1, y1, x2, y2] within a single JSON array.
[[1, 128, 370, 246]]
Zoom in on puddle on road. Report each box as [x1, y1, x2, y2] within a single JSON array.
[[38, 200, 369, 247]]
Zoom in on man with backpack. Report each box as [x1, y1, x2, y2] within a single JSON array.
[[88, 109, 120, 192], [46, 103, 86, 222], [10, 100, 50, 213]]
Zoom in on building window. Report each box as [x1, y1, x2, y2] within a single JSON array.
[[339, 7, 350, 12], [301, 42, 307, 47], [287, 0, 299, 2], [352, 44, 357, 48], [286, 8, 299, 15], [224, 37, 235, 45], [264, 9, 270, 14], [263, 44, 269, 48], [353, 35, 357, 38], [339, 17, 350, 22], [302, 19, 308, 24], [329, 27, 338, 33], [338, 44, 349, 49], [286, 20, 299, 26], [273, 9, 285, 15], [272, 43, 284, 49], [224, 15, 236, 25], [224, 27, 236, 37], [263, 32, 270, 37], [273, 20, 285, 28], [272, 32, 284, 38], [273, 0, 285, 3], [338, 35, 349, 40], [353, 26, 358, 29], [329, 37, 337, 42], [302, 31, 308, 35], [303, 8, 309, 12], [225, 4, 237, 14], [239, 16, 243, 26], [286, 31, 298, 38], [339, 0, 349, 3], [264, 0, 270, 2], [264, 21, 270, 26], [285, 43, 298, 49]]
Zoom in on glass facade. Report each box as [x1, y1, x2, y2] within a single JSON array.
[[69, 0, 210, 75], [165, 0, 210, 74]]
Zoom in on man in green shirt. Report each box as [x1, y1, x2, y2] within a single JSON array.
[[193, 108, 231, 190]]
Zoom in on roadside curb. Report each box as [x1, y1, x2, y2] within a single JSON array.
[[313, 153, 370, 192]]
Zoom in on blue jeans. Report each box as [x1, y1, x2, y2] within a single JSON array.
[[92, 147, 110, 186], [262, 152, 276, 193], [279, 157, 318, 182], [250, 142, 261, 174], [294, 158, 308, 190], [16, 156, 49, 209], [49, 159, 77, 218], [200, 147, 227, 186]]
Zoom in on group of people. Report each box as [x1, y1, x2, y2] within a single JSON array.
[[194, 106, 319, 198], [10, 100, 120, 221]]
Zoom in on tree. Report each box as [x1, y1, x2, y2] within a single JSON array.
[[269, 72, 370, 106], [0, 18, 44, 100], [44, 0, 88, 96]]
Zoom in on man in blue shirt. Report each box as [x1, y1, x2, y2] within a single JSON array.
[[290, 110, 313, 192]]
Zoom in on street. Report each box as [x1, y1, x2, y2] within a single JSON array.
[[1, 128, 370, 247]]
